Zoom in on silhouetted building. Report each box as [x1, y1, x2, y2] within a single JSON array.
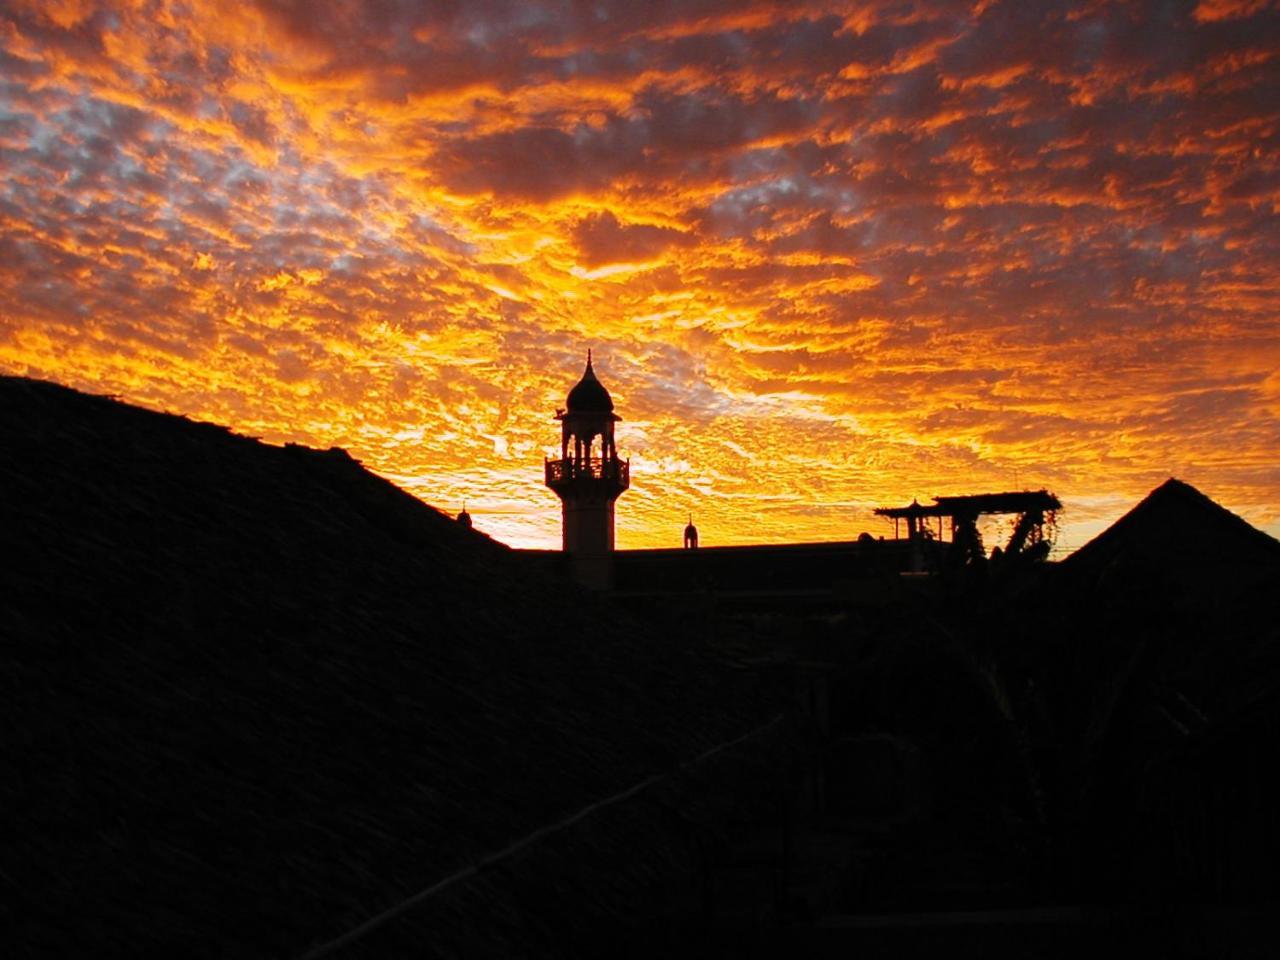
[[544, 352, 630, 589], [536, 354, 1063, 602], [456, 504, 472, 528]]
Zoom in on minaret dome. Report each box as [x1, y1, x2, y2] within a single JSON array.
[[565, 349, 614, 413]]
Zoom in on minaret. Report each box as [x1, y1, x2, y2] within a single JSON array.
[[544, 351, 630, 589]]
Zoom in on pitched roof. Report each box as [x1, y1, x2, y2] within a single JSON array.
[[1064, 477, 1280, 584]]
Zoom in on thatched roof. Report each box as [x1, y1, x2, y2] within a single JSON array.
[[0, 376, 779, 957]]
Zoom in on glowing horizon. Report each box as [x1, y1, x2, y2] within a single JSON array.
[[2, 1, 1277, 553]]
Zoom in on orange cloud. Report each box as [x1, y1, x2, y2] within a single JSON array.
[[1, 0, 1277, 552]]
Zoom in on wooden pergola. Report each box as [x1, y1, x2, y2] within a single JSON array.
[[875, 490, 1062, 563]]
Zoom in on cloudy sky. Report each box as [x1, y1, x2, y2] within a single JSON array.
[[2, 0, 1277, 550]]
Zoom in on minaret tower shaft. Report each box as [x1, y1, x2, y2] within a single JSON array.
[[544, 352, 630, 587]]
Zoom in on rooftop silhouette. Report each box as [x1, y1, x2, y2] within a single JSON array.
[[5, 374, 1279, 956], [0, 375, 774, 956]]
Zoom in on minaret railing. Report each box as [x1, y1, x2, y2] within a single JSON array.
[[545, 457, 630, 486]]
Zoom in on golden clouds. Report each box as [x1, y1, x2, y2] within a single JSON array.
[[1, 0, 1278, 552]]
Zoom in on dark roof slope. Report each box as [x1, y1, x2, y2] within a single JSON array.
[[0, 376, 770, 957], [1065, 478, 1280, 582]]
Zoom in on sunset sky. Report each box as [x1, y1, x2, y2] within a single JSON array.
[[2, 0, 1277, 551]]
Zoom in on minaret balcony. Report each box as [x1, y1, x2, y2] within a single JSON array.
[[545, 457, 630, 490]]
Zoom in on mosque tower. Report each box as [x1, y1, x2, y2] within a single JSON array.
[[544, 351, 630, 588]]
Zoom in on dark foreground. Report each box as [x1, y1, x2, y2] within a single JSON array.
[[4, 375, 1279, 958]]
